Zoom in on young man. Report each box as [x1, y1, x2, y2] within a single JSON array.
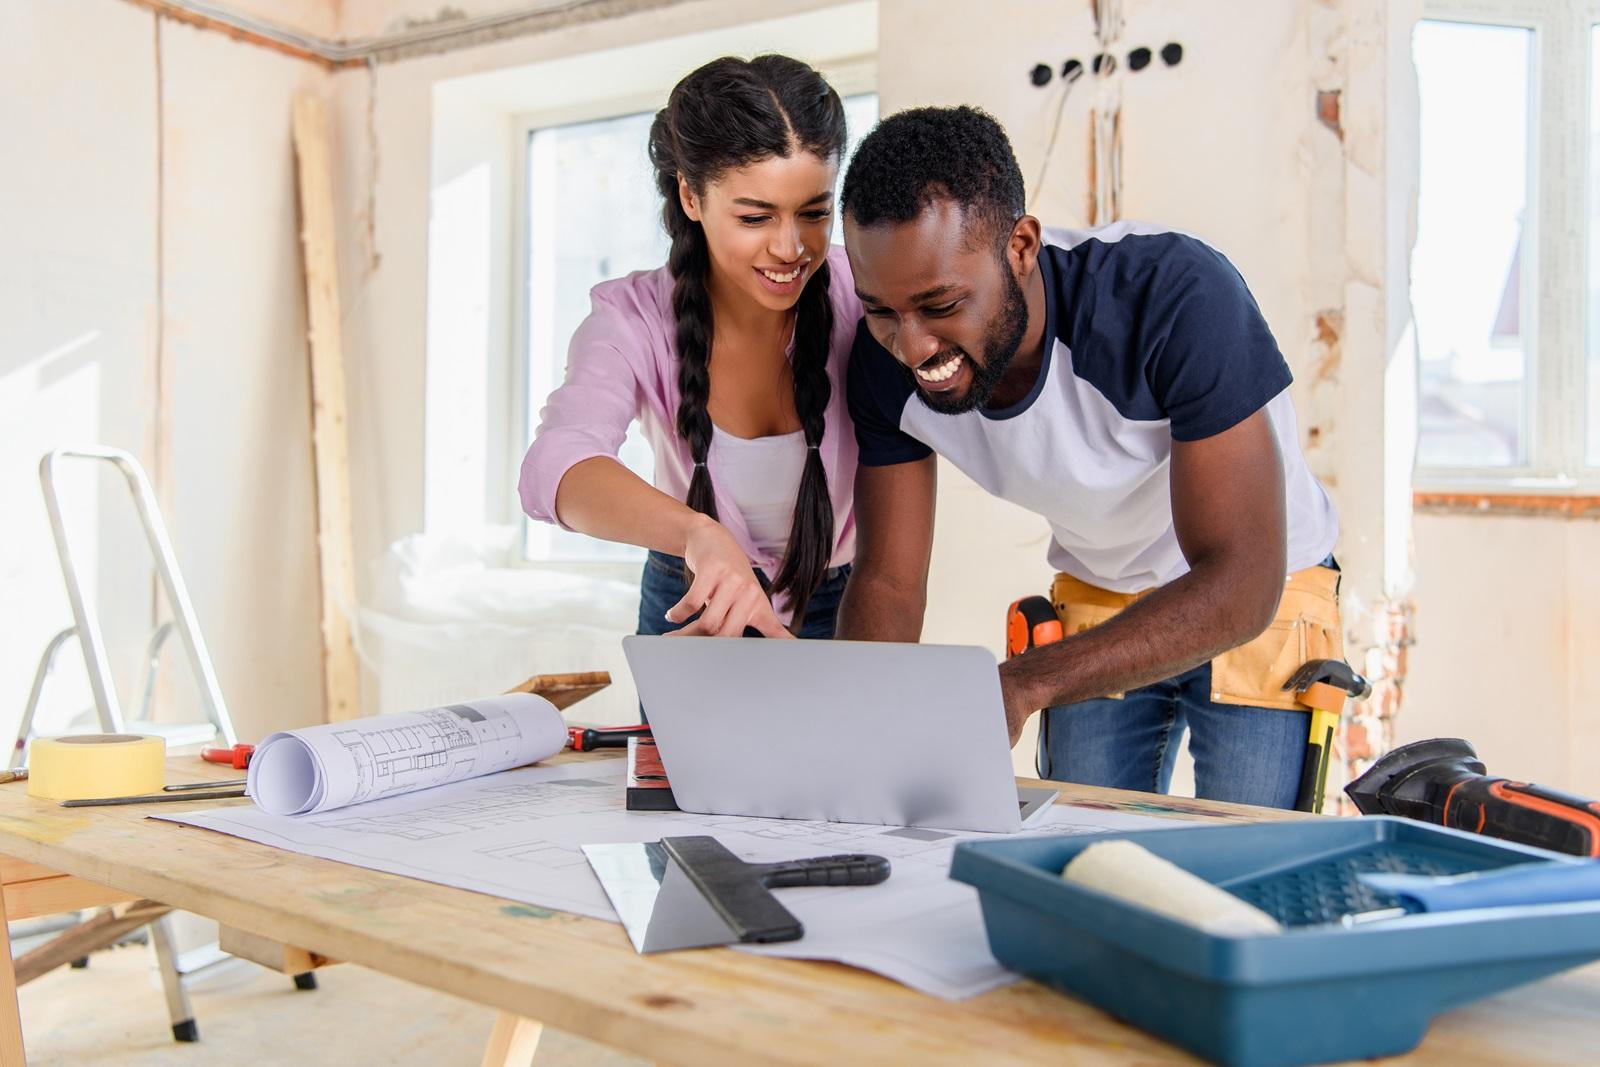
[[835, 106, 1341, 809]]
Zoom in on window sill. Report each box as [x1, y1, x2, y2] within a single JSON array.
[[1412, 491, 1600, 519]]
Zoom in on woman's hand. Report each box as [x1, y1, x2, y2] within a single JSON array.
[[664, 516, 794, 638]]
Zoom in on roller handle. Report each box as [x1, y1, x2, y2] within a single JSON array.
[[757, 854, 891, 888], [1444, 778, 1600, 858]]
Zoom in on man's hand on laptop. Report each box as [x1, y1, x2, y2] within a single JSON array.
[[664, 518, 794, 639]]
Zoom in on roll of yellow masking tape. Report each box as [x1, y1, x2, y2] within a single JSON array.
[[27, 734, 166, 801]]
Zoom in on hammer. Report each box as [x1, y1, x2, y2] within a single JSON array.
[[1283, 659, 1370, 813]]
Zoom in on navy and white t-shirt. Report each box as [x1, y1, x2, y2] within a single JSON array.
[[847, 221, 1339, 594]]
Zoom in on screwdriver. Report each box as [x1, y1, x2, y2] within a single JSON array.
[[567, 725, 652, 752]]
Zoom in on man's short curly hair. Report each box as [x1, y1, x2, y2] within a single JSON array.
[[842, 105, 1025, 249]]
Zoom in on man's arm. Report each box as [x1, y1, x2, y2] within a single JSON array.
[[834, 456, 937, 642], [996, 410, 1287, 742]]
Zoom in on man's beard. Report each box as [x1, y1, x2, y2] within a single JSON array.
[[912, 265, 1029, 416]]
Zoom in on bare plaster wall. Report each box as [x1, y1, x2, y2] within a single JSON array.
[[2, 0, 158, 741], [2, 1, 327, 746], [158, 19, 328, 740], [1406, 514, 1600, 794]]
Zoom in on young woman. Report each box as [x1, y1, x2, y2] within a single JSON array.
[[519, 55, 861, 641]]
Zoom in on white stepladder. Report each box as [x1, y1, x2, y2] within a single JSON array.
[[13, 446, 238, 764], [10, 446, 312, 1044]]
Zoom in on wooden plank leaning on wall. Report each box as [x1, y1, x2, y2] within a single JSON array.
[[292, 95, 362, 723]]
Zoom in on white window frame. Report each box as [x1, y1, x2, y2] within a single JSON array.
[[1415, 0, 1596, 492], [506, 57, 878, 570]]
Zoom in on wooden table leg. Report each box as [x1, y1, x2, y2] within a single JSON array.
[[479, 1012, 542, 1067], [0, 877, 28, 1066]]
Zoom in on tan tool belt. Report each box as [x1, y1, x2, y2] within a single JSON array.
[[1050, 565, 1344, 711]]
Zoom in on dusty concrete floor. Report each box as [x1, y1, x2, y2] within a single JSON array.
[[17, 941, 645, 1066]]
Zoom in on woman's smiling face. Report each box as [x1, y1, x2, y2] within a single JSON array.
[[680, 150, 840, 314]]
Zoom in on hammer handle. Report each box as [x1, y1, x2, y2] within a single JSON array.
[[758, 854, 891, 888]]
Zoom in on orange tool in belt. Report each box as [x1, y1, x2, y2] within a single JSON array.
[[1006, 596, 1062, 659]]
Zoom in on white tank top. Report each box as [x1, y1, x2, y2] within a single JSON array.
[[708, 426, 808, 562]]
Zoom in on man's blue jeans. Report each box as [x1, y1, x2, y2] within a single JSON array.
[[1036, 661, 1308, 809]]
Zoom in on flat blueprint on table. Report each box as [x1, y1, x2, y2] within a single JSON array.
[[161, 760, 1173, 999]]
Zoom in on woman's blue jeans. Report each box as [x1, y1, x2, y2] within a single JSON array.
[[633, 550, 850, 721], [635, 551, 850, 639]]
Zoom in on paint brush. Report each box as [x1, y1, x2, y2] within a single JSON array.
[[0, 769, 27, 786]]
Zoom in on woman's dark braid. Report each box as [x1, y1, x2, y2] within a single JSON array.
[[768, 259, 835, 626]]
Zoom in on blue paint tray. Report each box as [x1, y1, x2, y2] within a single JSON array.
[[950, 817, 1600, 1067]]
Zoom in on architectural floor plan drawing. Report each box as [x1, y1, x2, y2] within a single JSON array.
[[163, 760, 1175, 1000], [244, 693, 569, 815]]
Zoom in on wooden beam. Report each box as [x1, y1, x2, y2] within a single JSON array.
[[219, 925, 338, 974], [3, 876, 136, 921], [0, 859, 59, 886], [292, 95, 362, 724], [11, 900, 171, 987], [505, 672, 611, 711]]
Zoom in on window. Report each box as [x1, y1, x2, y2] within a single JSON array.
[[1412, 2, 1597, 489], [519, 91, 879, 563], [1413, 21, 1532, 468], [522, 110, 668, 564]]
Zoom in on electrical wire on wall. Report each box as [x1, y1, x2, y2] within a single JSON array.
[[1030, 60, 1083, 207], [1027, 0, 1185, 223], [1088, 0, 1123, 225]]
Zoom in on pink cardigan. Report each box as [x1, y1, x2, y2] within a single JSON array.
[[519, 243, 862, 580]]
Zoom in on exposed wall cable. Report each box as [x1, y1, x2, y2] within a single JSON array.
[[1089, 0, 1123, 224], [1030, 64, 1082, 206]]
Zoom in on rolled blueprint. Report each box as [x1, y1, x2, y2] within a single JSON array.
[[247, 693, 567, 816], [1062, 840, 1283, 937]]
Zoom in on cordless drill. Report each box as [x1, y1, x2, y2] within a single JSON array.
[[1346, 737, 1600, 857]]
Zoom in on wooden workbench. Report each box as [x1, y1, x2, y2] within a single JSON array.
[[1, 754, 1596, 1066]]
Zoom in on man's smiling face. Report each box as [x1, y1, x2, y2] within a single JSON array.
[[845, 198, 1030, 414]]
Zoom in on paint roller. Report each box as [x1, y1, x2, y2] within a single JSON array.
[[1062, 840, 1283, 937]]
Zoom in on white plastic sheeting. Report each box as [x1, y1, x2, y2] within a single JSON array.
[[358, 529, 642, 724]]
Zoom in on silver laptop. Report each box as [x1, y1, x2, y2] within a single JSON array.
[[622, 636, 1056, 833]]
